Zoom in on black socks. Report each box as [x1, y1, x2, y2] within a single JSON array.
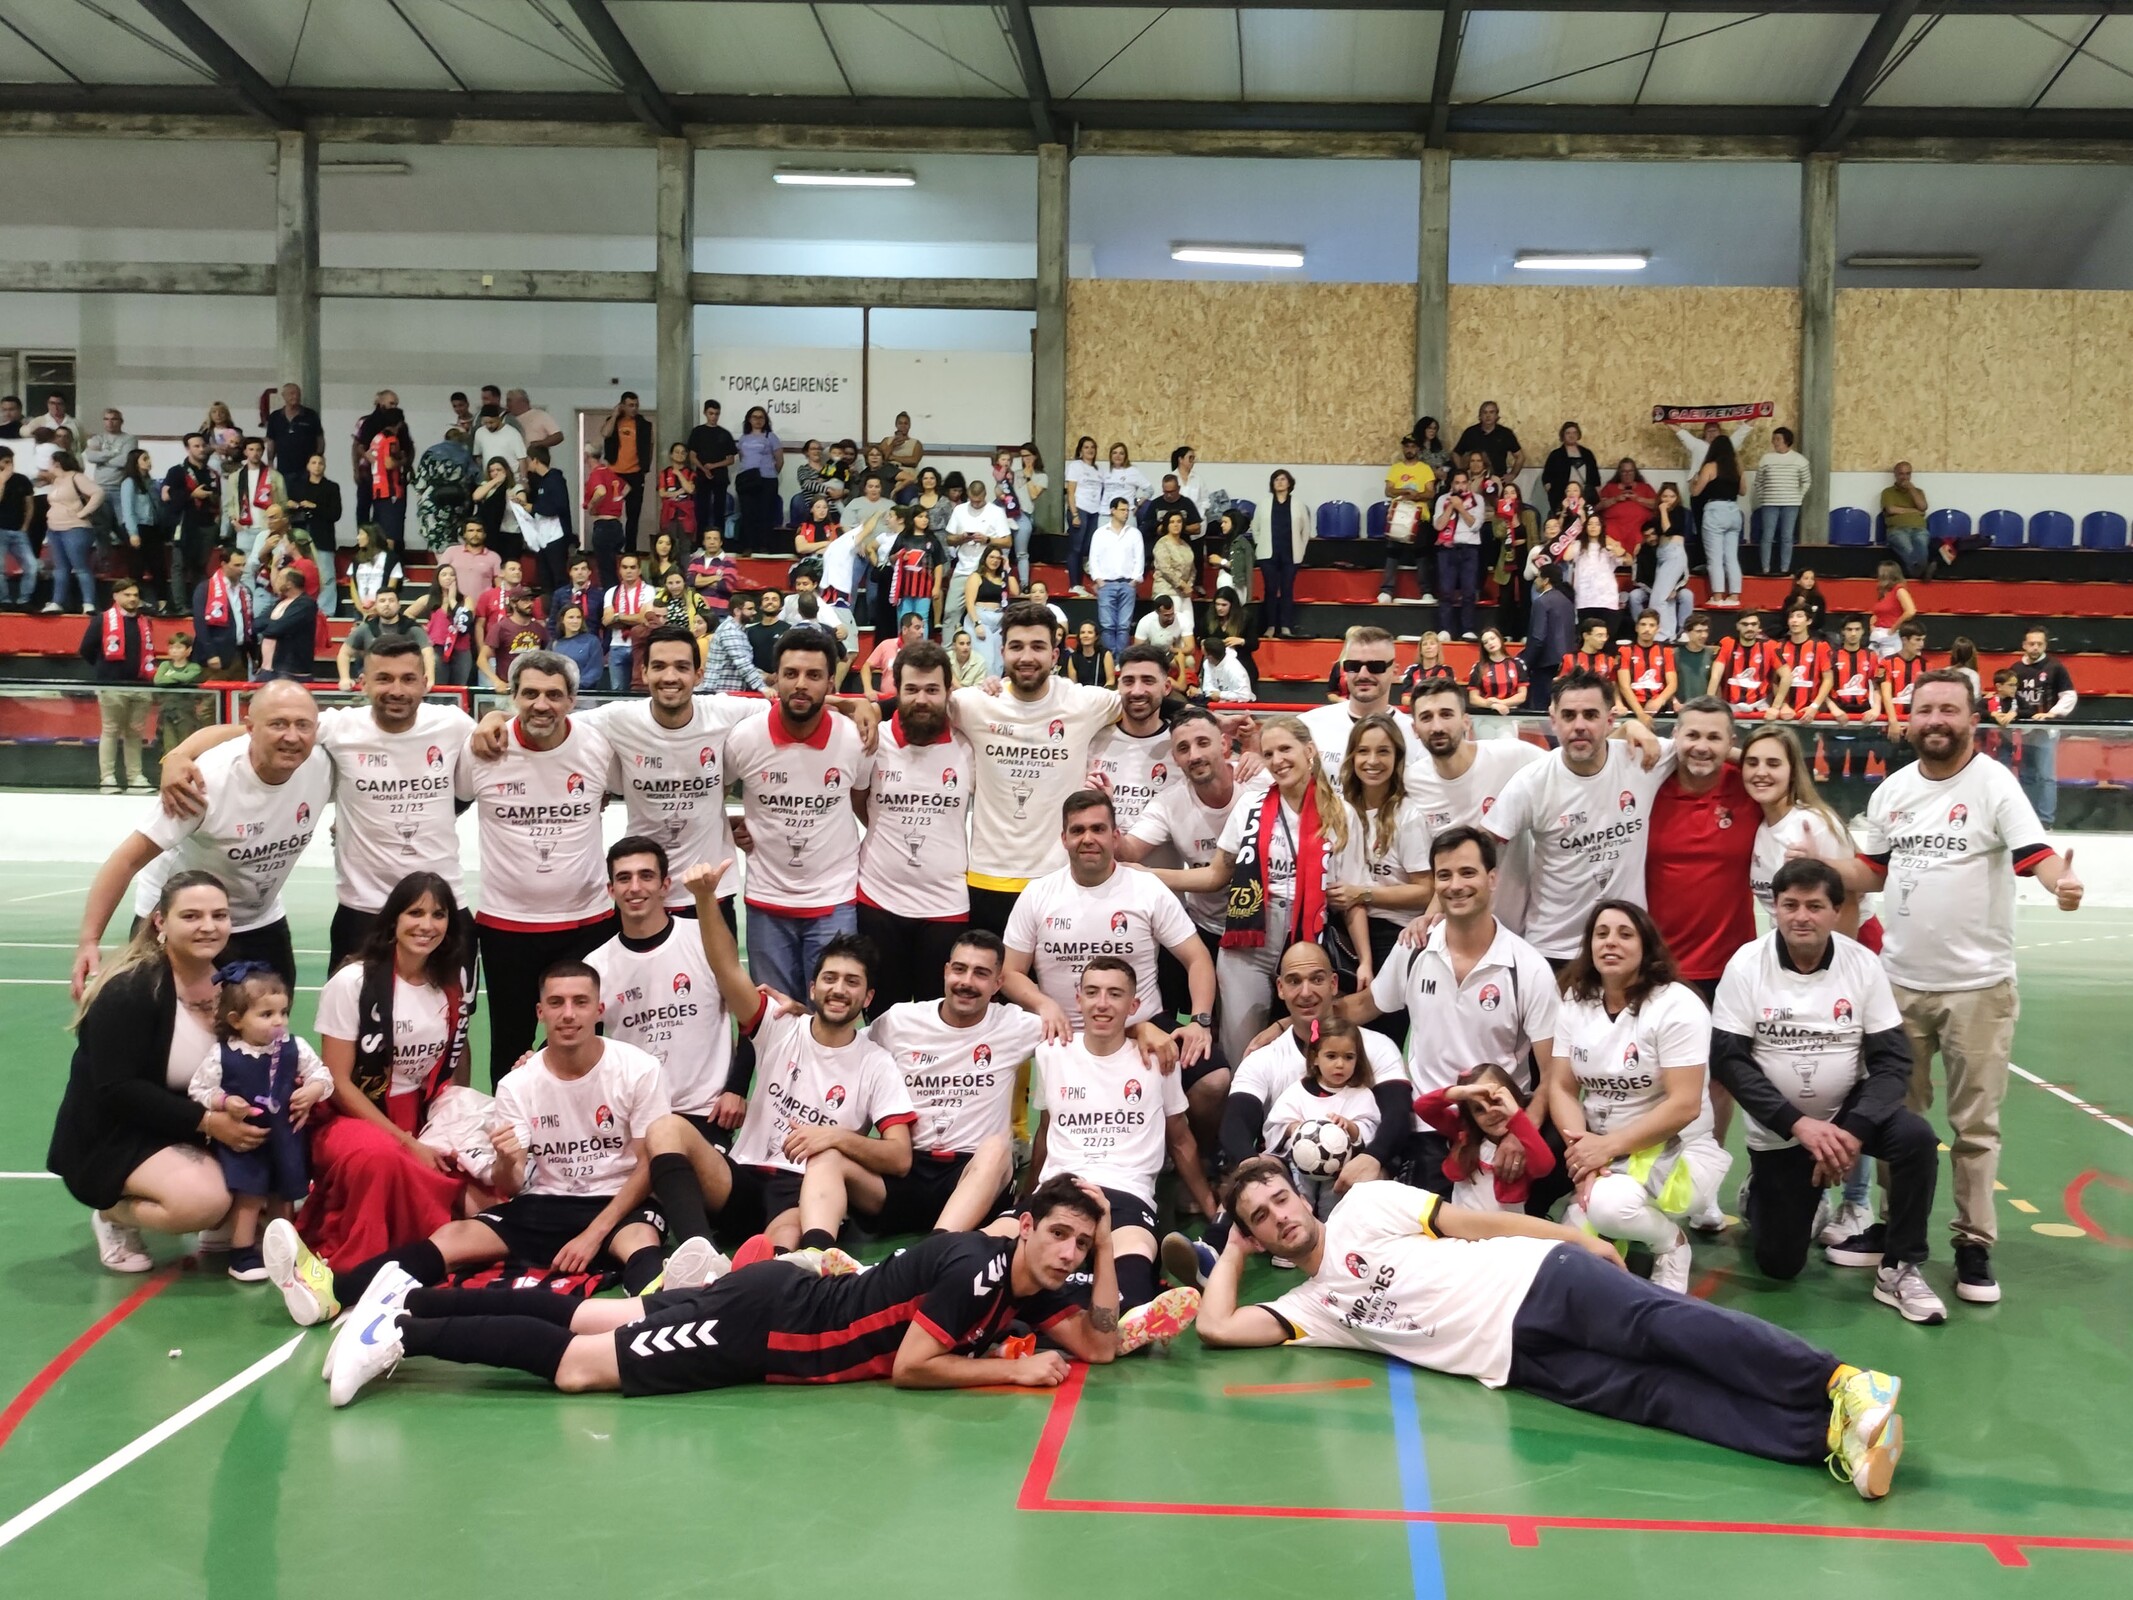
[[1117, 1252, 1159, 1315], [622, 1244, 665, 1295], [404, 1286, 580, 1325], [800, 1228, 836, 1252], [650, 1152, 714, 1245], [400, 1315, 574, 1383], [333, 1238, 447, 1307]]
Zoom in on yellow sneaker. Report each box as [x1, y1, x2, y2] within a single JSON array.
[[1117, 1286, 1200, 1355], [1827, 1369, 1904, 1499], [263, 1218, 339, 1327]]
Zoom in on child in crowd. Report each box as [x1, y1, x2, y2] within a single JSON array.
[[188, 962, 332, 1281], [1412, 1064, 1556, 1213], [154, 631, 210, 754], [1264, 1020, 1381, 1217], [1984, 666, 2023, 768]]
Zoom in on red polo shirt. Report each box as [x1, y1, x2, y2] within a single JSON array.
[[1645, 764, 1757, 981]]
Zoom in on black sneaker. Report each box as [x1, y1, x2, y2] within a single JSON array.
[[1823, 1221, 1886, 1269], [1954, 1242, 2001, 1304]]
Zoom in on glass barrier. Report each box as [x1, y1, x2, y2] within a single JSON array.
[[0, 680, 2125, 831]]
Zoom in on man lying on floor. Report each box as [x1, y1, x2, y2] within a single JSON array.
[[307, 1176, 1147, 1406], [1194, 1159, 1910, 1500]]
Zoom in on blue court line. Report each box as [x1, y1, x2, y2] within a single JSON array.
[[1386, 1359, 1448, 1600]]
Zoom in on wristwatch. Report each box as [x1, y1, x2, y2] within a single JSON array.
[[1190, 1012, 1214, 1028]]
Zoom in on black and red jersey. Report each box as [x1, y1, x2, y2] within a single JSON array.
[[1883, 652, 1926, 716], [1567, 649, 1616, 682], [1774, 638, 1832, 713], [1467, 656, 1527, 701], [1618, 644, 1676, 706], [1713, 637, 1781, 710], [1398, 661, 1458, 701], [1830, 647, 1882, 714]]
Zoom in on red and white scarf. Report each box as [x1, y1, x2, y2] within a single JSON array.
[[1221, 783, 1331, 951], [235, 465, 273, 529], [202, 568, 250, 637], [101, 606, 152, 679]]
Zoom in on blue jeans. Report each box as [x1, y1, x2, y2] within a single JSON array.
[[745, 901, 858, 1000], [49, 526, 97, 610], [0, 528, 33, 603], [606, 642, 634, 692], [1754, 504, 1799, 576], [1067, 509, 1098, 589], [1885, 524, 1929, 579], [1096, 579, 1135, 659], [2017, 727, 2060, 826], [1700, 501, 1743, 594]]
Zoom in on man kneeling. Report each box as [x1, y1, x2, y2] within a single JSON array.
[[1197, 1160, 1911, 1500], [318, 1176, 1122, 1405]]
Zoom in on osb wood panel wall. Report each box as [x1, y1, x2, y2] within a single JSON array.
[[1447, 287, 1800, 472], [1834, 289, 2133, 474], [1065, 280, 1416, 464]]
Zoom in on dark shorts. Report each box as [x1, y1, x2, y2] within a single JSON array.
[[1180, 1055, 1228, 1092], [716, 1164, 803, 1239], [471, 1194, 664, 1266], [674, 1110, 735, 1152], [870, 1152, 995, 1237], [615, 1267, 794, 1397]]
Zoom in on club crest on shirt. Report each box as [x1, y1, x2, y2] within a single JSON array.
[[1343, 1252, 1369, 1278], [425, 744, 445, 769], [1477, 983, 1501, 1011], [1123, 1079, 1142, 1103], [972, 1043, 993, 1067], [941, 767, 958, 786], [594, 1104, 615, 1129], [1109, 911, 1131, 933], [1617, 790, 1636, 813], [1715, 805, 1734, 829], [1047, 718, 1067, 738], [824, 1085, 847, 1109], [295, 802, 311, 826], [672, 973, 691, 995], [1621, 1042, 1641, 1068], [565, 772, 587, 795], [1151, 762, 1168, 784], [1480, 795, 1496, 815], [1834, 998, 1853, 1022], [1947, 803, 1969, 826], [824, 767, 844, 787]]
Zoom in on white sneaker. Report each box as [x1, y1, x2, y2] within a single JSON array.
[[195, 1221, 234, 1253], [663, 1236, 731, 1292], [1873, 1262, 1948, 1326], [1649, 1231, 1693, 1293], [1819, 1198, 1873, 1248], [1416, 592, 1436, 606], [91, 1210, 153, 1273], [328, 1304, 407, 1408], [1376, 591, 1394, 605], [1687, 1199, 1728, 1234], [263, 1217, 340, 1327], [325, 1263, 420, 1403]]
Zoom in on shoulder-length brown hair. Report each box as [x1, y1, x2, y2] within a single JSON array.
[[1557, 898, 1679, 1010]]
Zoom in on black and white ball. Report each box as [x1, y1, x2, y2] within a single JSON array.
[[1288, 1117, 1352, 1179]]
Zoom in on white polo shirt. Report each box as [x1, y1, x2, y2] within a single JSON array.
[[1712, 932, 1902, 1152], [1004, 864, 1197, 1028], [135, 739, 330, 933], [724, 707, 871, 916], [1369, 919, 1559, 1094]]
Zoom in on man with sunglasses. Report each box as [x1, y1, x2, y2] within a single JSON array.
[[1302, 625, 1425, 781]]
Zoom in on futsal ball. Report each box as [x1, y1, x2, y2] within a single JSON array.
[[1288, 1117, 1352, 1178]]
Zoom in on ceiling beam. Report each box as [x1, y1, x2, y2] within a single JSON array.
[[599, 0, 2133, 10], [1002, 0, 1059, 144], [564, 0, 682, 137], [1427, 6, 1467, 146], [1813, 0, 1925, 152], [134, 0, 299, 128]]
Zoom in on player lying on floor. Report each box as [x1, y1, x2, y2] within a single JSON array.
[[1194, 1159, 1910, 1500], [314, 1176, 1129, 1406]]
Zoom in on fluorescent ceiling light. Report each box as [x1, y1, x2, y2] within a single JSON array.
[[1513, 252, 1649, 272], [773, 168, 915, 188], [1845, 253, 1981, 271], [1170, 243, 1306, 269]]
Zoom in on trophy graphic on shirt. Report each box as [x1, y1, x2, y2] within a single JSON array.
[[394, 820, 420, 857], [1010, 778, 1034, 820], [787, 825, 806, 870], [534, 840, 556, 874], [1894, 873, 1917, 916], [904, 826, 926, 869]]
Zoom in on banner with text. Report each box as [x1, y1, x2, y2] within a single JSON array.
[[701, 348, 862, 442]]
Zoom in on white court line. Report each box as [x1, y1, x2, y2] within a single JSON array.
[[0, 1172, 59, 1179], [2009, 1062, 2133, 1140], [0, 1334, 305, 1552], [5, 889, 84, 904]]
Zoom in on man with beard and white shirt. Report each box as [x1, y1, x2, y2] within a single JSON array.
[[1003, 789, 1215, 1073], [155, 636, 474, 968], [456, 650, 618, 1085], [857, 640, 973, 1008], [644, 861, 914, 1255], [950, 601, 1122, 935], [1303, 625, 1426, 779], [1483, 671, 1678, 966], [1085, 645, 1182, 835], [73, 679, 328, 997], [725, 627, 872, 1001], [1833, 670, 2083, 1308], [1403, 679, 1544, 931]]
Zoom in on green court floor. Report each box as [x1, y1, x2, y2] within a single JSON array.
[[1, 860, 2128, 1598]]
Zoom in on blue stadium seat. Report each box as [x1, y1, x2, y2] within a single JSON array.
[[1316, 500, 1360, 541], [1980, 509, 2024, 548], [1366, 501, 1389, 541], [1228, 498, 1257, 523], [1926, 508, 1971, 546], [1826, 507, 1872, 546], [788, 492, 813, 526], [2029, 510, 2074, 549], [2080, 510, 2128, 551]]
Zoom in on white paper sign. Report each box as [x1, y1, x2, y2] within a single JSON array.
[[701, 348, 862, 441]]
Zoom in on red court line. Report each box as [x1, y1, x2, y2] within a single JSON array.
[[1222, 1379, 1377, 1397], [0, 1270, 175, 1452], [2064, 1170, 2133, 1249], [1015, 1366, 2133, 1567]]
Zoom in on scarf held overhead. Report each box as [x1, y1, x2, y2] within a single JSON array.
[[1222, 783, 1330, 951], [1651, 402, 1774, 426]]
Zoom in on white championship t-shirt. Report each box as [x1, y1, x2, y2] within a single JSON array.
[[589, 695, 758, 906], [1369, 919, 1559, 1094], [857, 720, 974, 922], [1340, 799, 1435, 928], [587, 920, 731, 1117], [1232, 1027, 1409, 1112], [724, 708, 871, 915], [1485, 741, 1677, 958], [865, 1000, 1045, 1154], [1129, 777, 1263, 935], [135, 739, 331, 932], [1557, 981, 1712, 1140], [1403, 738, 1544, 933], [492, 1039, 670, 1198], [1853, 753, 2050, 992], [455, 718, 613, 928], [1749, 806, 1852, 913], [1268, 1182, 1557, 1388], [727, 1010, 916, 1175], [951, 679, 1120, 887], [1004, 865, 1197, 1027], [1086, 724, 1179, 835], [1712, 932, 1902, 1152], [1032, 1035, 1188, 1205], [318, 702, 474, 910], [1301, 702, 1425, 781], [315, 963, 452, 1099]]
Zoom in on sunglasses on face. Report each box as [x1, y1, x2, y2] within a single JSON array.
[[1342, 658, 1394, 675]]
